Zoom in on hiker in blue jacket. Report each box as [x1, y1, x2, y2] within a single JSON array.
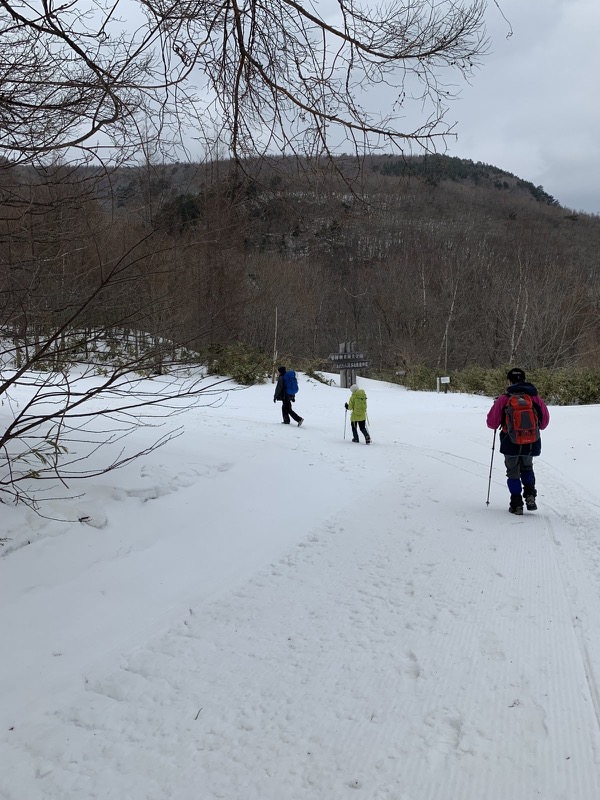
[[273, 366, 304, 426]]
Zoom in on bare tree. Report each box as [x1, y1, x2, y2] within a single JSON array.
[[0, 0, 489, 165], [0, 349, 233, 506], [0, 163, 250, 504], [0, 0, 491, 502]]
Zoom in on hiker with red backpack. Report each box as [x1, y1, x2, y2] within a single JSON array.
[[486, 368, 550, 515], [274, 365, 304, 426]]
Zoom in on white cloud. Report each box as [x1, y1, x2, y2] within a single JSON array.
[[446, 0, 600, 212]]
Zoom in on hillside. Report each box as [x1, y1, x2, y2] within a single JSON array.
[[2, 154, 600, 374], [373, 153, 559, 205], [100, 153, 569, 212]]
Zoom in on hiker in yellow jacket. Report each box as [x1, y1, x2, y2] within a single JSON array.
[[345, 384, 371, 444]]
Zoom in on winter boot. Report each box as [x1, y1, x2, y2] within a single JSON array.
[[509, 494, 524, 515], [365, 435, 371, 444], [523, 487, 537, 511]]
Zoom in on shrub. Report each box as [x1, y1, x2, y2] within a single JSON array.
[[205, 343, 270, 385], [298, 358, 336, 385], [449, 365, 489, 395], [388, 365, 600, 405], [403, 365, 438, 391]]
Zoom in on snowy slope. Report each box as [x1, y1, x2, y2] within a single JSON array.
[[1, 373, 600, 800]]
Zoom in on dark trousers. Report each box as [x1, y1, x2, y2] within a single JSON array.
[[504, 454, 535, 496], [282, 398, 301, 424], [351, 420, 369, 441]]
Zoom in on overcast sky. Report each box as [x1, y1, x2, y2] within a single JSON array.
[[443, 0, 600, 214]]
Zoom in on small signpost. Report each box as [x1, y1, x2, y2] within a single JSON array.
[[437, 376, 450, 394], [329, 342, 372, 387]]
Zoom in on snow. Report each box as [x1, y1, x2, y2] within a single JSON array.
[[2, 372, 600, 800]]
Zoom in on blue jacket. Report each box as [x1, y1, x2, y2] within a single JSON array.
[[274, 369, 298, 401]]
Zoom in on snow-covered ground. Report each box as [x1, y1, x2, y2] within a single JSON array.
[[1, 372, 600, 800]]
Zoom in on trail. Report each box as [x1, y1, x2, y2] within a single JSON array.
[[2, 379, 600, 799], [4, 438, 600, 799]]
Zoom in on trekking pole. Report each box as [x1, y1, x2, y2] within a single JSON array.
[[486, 428, 497, 506], [344, 408, 348, 440]]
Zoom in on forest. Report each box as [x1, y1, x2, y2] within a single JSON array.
[[2, 153, 599, 377], [2, 0, 600, 500]]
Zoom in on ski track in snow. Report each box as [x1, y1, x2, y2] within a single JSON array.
[[2, 381, 600, 799], [5, 481, 600, 798]]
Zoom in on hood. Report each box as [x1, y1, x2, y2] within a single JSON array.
[[507, 381, 539, 397]]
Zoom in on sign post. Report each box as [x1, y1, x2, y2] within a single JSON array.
[[329, 342, 372, 387]]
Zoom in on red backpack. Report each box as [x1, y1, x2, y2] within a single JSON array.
[[504, 393, 540, 445]]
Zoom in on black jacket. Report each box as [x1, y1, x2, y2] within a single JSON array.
[[274, 373, 289, 402]]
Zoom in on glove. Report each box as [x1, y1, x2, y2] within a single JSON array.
[[291, 396, 295, 403], [344, 403, 349, 410], [273, 398, 276, 403]]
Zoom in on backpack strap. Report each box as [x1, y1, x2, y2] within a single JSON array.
[[500, 393, 511, 431]]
